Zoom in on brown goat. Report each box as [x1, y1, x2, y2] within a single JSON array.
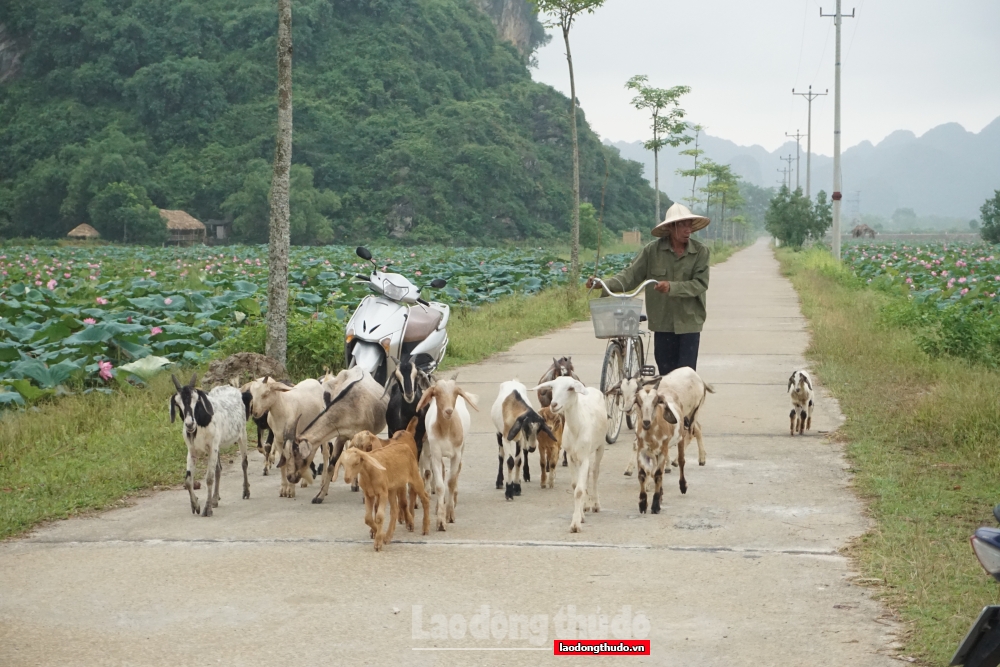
[[536, 407, 565, 489], [347, 418, 420, 528], [331, 431, 430, 551]]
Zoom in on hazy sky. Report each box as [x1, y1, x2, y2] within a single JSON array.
[[531, 0, 1000, 155]]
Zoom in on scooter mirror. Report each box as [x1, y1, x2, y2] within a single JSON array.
[[356, 246, 373, 261], [430, 278, 447, 289]]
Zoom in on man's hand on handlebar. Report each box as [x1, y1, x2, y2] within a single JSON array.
[[654, 281, 671, 294]]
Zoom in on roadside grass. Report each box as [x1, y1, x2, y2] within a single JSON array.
[[0, 244, 748, 541], [777, 247, 1000, 665]]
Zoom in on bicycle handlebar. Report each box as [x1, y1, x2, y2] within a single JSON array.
[[589, 277, 659, 298]]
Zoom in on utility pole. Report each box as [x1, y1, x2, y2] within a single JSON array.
[[785, 129, 805, 191], [821, 0, 854, 261], [792, 85, 828, 201], [777, 166, 791, 189], [780, 154, 795, 190]]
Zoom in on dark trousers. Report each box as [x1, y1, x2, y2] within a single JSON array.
[[653, 332, 700, 376]]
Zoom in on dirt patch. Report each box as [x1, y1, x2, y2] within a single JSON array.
[[202, 353, 288, 388]]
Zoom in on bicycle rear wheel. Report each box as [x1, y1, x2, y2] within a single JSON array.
[[624, 336, 644, 431], [601, 340, 625, 444]]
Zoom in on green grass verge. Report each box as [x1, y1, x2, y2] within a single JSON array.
[[777, 247, 1000, 665]]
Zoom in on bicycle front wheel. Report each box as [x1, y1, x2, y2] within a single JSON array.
[[624, 336, 644, 431], [601, 340, 625, 444]]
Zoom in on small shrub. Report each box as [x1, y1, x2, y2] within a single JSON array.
[[217, 311, 346, 380]]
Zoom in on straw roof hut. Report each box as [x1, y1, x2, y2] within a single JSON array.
[[67, 223, 100, 240], [159, 209, 206, 246]]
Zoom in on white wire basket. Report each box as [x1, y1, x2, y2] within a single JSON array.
[[589, 297, 643, 339]]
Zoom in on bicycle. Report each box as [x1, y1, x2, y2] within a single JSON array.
[[588, 278, 659, 444]]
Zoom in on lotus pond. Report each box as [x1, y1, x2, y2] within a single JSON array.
[[0, 244, 635, 404]]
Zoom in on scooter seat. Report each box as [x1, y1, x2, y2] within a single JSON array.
[[403, 305, 443, 343]]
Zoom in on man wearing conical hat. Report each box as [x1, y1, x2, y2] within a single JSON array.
[[587, 203, 710, 375]]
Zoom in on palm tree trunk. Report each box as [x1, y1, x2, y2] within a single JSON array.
[[563, 23, 580, 283], [266, 0, 292, 366]]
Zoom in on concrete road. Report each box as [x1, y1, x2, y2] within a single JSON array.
[[0, 239, 899, 666]]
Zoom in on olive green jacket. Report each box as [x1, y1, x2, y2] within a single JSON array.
[[604, 237, 710, 334]]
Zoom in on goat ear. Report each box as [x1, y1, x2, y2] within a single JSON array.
[[170, 397, 176, 423], [604, 380, 622, 396], [538, 418, 557, 442], [362, 451, 387, 472], [788, 374, 795, 392], [507, 414, 527, 442], [172, 374, 183, 392], [194, 391, 213, 427], [457, 389, 479, 411], [277, 454, 287, 469], [415, 386, 435, 412], [405, 417, 419, 435], [803, 374, 812, 390]]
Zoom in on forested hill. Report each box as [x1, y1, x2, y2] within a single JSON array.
[[0, 0, 659, 245]]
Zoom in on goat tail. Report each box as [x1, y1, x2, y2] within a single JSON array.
[[704, 382, 716, 394]]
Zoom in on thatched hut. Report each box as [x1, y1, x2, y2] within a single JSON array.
[[67, 223, 100, 240], [159, 209, 206, 246]]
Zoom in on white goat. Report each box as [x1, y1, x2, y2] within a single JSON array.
[[531, 377, 607, 533], [245, 376, 326, 498], [284, 366, 389, 503], [416, 378, 478, 531], [656, 368, 715, 495], [170, 374, 250, 517], [787, 370, 814, 436], [492, 380, 556, 501]]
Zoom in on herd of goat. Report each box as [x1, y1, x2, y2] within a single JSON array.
[[169, 355, 814, 551]]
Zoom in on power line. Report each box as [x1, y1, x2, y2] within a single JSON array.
[[780, 154, 795, 191]]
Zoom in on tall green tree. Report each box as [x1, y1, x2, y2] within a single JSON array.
[[533, 0, 607, 282], [765, 186, 832, 248], [700, 162, 742, 237], [979, 190, 1000, 244], [267, 0, 293, 366], [676, 124, 707, 210], [624, 75, 690, 225]]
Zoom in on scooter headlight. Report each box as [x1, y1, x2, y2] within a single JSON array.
[[383, 281, 408, 301], [971, 528, 1000, 581]]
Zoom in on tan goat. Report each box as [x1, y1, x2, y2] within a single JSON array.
[[536, 407, 565, 489], [347, 418, 420, 528], [331, 431, 430, 551]]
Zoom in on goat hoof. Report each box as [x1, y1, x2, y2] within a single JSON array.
[[523, 472, 530, 483], [513, 483, 521, 496], [351, 484, 359, 493], [311, 497, 323, 504], [561, 460, 568, 467], [699, 460, 706, 466], [570, 523, 580, 533], [624, 470, 632, 476], [262, 469, 268, 476], [679, 481, 688, 494], [495, 481, 503, 490]]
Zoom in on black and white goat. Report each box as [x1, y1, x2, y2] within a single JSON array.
[[171, 374, 250, 517], [386, 354, 435, 459], [787, 370, 814, 436], [537, 356, 581, 470], [491, 380, 556, 500]]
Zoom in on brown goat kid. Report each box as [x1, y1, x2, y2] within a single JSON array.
[[536, 407, 565, 489], [332, 427, 430, 551]]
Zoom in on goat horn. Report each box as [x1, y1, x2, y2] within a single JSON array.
[[188, 373, 197, 388], [172, 374, 183, 392]]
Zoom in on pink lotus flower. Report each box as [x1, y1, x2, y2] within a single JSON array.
[[95, 297, 108, 305], [905, 277, 913, 284], [98, 360, 113, 381], [149, 271, 156, 278], [35, 280, 42, 286], [150, 326, 163, 336], [959, 277, 967, 284], [126, 316, 133, 323], [931, 271, 937, 277], [83, 317, 96, 325], [415, 270, 422, 276], [961, 288, 969, 295], [561, 266, 568, 273], [163, 298, 173, 305], [64, 273, 71, 278]]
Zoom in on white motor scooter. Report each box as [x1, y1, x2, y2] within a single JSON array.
[[344, 246, 450, 386]]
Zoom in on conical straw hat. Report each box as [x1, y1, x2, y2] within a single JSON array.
[[651, 203, 710, 238]]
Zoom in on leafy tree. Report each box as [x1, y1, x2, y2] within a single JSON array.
[[578, 202, 598, 249], [765, 186, 829, 248], [676, 123, 707, 209], [532, 0, 608, 281], [980, 190, 1000, 244], [700, 162, 742, 237], [88, 182, 167, 244], [625, 75, 690, 224]]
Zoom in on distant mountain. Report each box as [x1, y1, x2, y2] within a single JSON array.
[[609, 116, 1000, 219]]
